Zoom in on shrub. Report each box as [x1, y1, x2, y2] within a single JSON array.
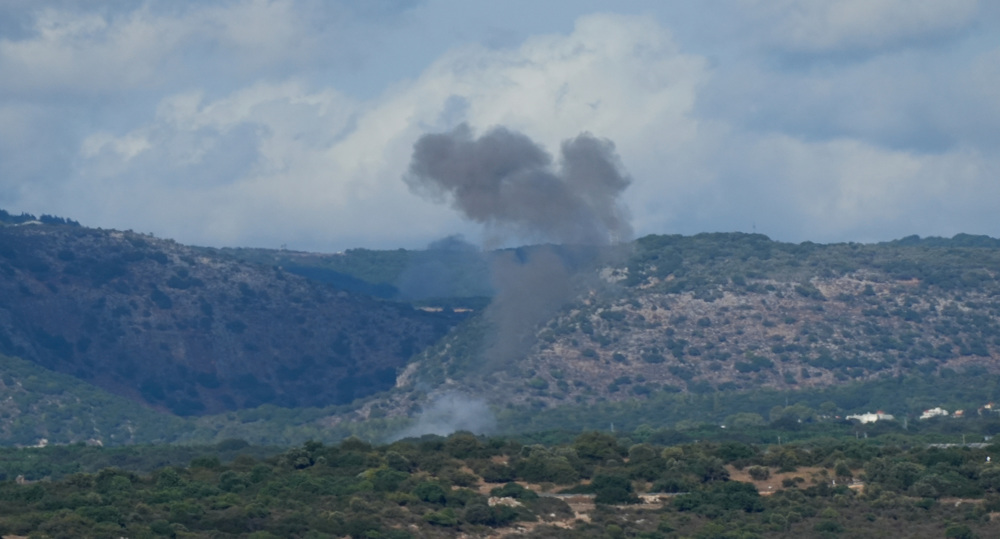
[[592, 474, 639, 505], [480, 462, 516, 483], [423, 508, 458, 526], [813, 520, 844, 533], [748, 466, 770, 481], [412, 482, 447, 504], [490, 482, 538, 500], [149, 287, 173, 309], [945, 524, 978, 539]]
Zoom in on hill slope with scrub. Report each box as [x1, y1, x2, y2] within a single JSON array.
[[0, 218, 458, 417], [4, 209, 1000, 445], [398, 232, 1000, 421]]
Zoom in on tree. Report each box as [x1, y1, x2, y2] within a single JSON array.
[[834, 460, 852, 481], [573, 431, 623, 463], [412, 481, 447, 504], [748, 466, 770, 481], [725, 412, 765, 429], [516, 453, 579, 484], [592, 474, 640, 505]]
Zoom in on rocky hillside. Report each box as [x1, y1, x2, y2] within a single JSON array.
[[4, 209, 1000, 442], [0, 221, 459, 415], [401, 233, 1000, 412]]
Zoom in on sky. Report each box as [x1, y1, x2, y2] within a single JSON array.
[[1, 0, 998, 252]]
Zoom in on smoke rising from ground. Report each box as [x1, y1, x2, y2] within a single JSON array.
[[390, 391, 496, 440], [401, 124, 634, 433], [483, 247, 574, 365]]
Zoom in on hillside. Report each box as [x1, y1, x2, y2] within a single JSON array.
[[0, 352, 185, 446], [217, 240, 493, 303], [3, 210, 1000, 446], [0, 220, 459, 416], [398, 233, 1000, 418]]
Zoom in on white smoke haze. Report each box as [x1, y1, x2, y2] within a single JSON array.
[[390, 391, 496, 440]]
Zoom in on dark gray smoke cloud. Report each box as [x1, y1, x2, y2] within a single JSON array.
[[406, 123, 632, 246], [404, 123, 634, 373]]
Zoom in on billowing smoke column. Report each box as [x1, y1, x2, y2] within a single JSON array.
[[406, 123, 634, 375], [406, 123, 632, 247]]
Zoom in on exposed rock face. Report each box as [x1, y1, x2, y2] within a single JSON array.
[[0, 224, 456, 415]]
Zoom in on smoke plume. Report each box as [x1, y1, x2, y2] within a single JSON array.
[[390, 391, 496, 440], [406, 123, 632, 246], [405, 123, 633, 370]]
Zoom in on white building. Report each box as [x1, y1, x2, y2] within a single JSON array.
[[846, 411, 895, 424], [920, 407, 949, 420]]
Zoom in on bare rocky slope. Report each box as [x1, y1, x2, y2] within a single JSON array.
[[0, 222, 458, 415]]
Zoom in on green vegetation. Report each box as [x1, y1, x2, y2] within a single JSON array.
[[1, 428, 999, 538], [0, 440, 281, 482], [494, 370, 1000, 440], [626, 232, 1000, 293], [0, 223, 457, 416], [216, 244, 494, 303], [403, 231, 1000, 420], [0, 353, 186, 446], [9, 336, 1000, 451], [2, 219, 1000, 536], [0, 209, 80, 227], [7, 215, 1000, 434]]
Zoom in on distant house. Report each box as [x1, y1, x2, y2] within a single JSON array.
[[846, 411, 894, 424], [920, 407, 949, 420]]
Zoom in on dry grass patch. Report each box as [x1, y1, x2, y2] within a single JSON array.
[[726, 465, 839, 495]]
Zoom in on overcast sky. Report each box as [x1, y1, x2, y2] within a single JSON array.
[[1, 0, 998, 251]]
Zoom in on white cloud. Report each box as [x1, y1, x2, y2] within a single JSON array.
[[3, 2, 1000, 250], [0, 0, 394, 96], [647, 126, 1000, 243], [0, 6, 187, 93], [740, 0, 980, 54], [56, 13, 708, 250]]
